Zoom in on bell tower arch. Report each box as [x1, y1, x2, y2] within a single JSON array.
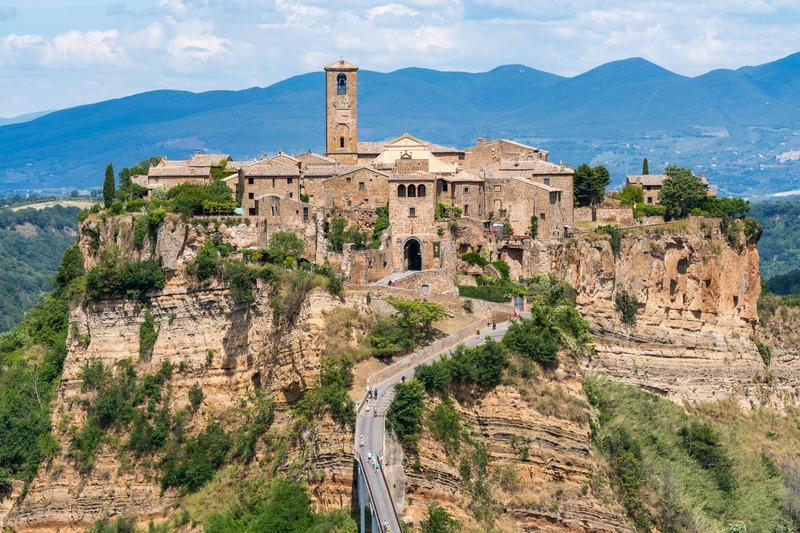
[[325, 60, 359, 164]]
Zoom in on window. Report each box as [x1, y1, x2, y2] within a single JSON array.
[[494, 185, 501, 192], [248, 193, 254, 199], [479, 186, 483, 194], [409, 206, 416, 217], [464, 186, 470, 194], [303, 207, 309, 222], [289, 192, 293, 198], [418, 184, 426, 197], [368, 260, 373, 268], [272, 179, 275, 188], [347, 199, 352, 207], [442, 181, 448, 192], [408, 184, 417, 197], [359, 182, 365, 190], [337, 73, 347, 94], [464, 204, 470, 216], [346, 177, 351, 183], [340, 137, 345, 149], [543, 177, 551, 186], [248, 177, 254, 185], [479, 204, 483, 215], [540, 213, 545, 220], [647, 197, 653, 204], [288, 177, 293, 184], [398, 185, 406, 197], [248, 208, 256, 215], [310, 195, 314, 202]]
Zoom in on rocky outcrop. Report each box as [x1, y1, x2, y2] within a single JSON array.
[[555, 219, 782, 406]]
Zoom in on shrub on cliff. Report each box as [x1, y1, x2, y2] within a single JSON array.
[[615, 288, 640, 325], [86, 254, 165, 301], [386, 379, 425, 447]]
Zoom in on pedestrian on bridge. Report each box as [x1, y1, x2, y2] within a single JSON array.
[[360, 434, 364, 447]]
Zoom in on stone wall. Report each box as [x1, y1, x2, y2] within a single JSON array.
[[322, 167, 389, 210]]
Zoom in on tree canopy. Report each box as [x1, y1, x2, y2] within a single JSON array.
[[574, 164, 611, 207], [103, 163, 115, 209], [660, 166, 707, 220]]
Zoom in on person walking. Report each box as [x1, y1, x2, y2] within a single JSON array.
[[360, 434, 364, 447]]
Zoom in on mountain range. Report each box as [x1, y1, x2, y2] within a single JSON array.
[[4, 54, 800, 197]]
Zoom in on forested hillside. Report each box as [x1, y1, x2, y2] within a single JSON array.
[[751, 198, 800, 283], [0, 205, 80, 331]]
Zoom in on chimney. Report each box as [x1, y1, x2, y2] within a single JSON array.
[[477, 137, 486, 145]]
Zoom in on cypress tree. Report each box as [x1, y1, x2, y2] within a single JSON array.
[[103, 163, 115, 208], [642, 158, 649, 175]]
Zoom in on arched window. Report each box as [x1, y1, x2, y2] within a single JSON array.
[[337, 73, 347, 95], [398, 184, 406, 197], [340, 137, 345, 149], [417, 184, 426, 197], [408, 184, 417, 197]]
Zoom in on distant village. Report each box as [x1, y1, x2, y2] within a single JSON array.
[[133, 60, 712, 285]]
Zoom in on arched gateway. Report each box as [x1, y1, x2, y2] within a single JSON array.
[[403, 237, 422, 271]]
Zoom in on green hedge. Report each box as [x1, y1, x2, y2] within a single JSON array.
[[457, 285, 513, 303], [633, 203, 667, 218]]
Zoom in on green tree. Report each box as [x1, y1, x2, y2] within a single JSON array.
[[54, 245, 84, 289], [387, 297, 449, 344], [103, 163, 116, 209], [528, 214, 538, 238], [619, 184, 644, 206], [660, 166, 707, 220], [642, 158, 649, 175], [574, 164, 611, 207], [421, 503, 458, 533], [386, 379, 425, 446], [267, 231, 305, 264]]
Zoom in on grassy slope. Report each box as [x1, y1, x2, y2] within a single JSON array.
[[588, 376, 798, 532]]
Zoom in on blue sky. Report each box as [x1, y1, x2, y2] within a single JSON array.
[[1, 0, 799, 117]]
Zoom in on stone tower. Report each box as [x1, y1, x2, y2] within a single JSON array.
[[325, 60, 359, 164]]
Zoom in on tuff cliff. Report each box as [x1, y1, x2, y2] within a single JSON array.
[[2, 214, 776, 532], [3, 214, 360, 531], [555, 218, 778, 406]]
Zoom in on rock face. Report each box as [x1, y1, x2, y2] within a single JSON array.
[[555, 219, 779, 406], [4, 214, 358, 532], [402, 365, 632, 532]]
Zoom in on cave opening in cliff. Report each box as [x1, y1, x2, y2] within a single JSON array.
[[404, 237, 422, 271]]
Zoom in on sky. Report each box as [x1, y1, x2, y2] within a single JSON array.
[[1, 0, 799, 117]]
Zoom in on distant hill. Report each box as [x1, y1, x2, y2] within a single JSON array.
[[3, 54, 800, 197], [0, 205, 79, 332], [751, 197, 800, 280]]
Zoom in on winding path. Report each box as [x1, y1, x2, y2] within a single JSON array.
[[354, 317, 514, 532]]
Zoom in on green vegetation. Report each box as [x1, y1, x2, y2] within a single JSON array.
[[435, 202, 463, 220], [0, 290, 68, 490], [457, 284, 514, 303], [371, 204, 389, 248], [596, 224, 621, 255], [614, 288, 640, 325], [751, 198, 800, 280], [166, 180, 237, 217], [528, 214, 538, 238], [503, 299, 590, 365], [460, 252, 488, 266], [767, 269, 800, 295], [619, 184, 644, 206], [632, 203, 666, 218], [585, 376, 799, 532], [138, 309, 158, 361], [416, 339, 509, 392], [117, 156, 162, 201], [292, 354, 356, 429], [103, 163, 116, 209], [187, 236, 232, 281], [204, 478, 356, 532], [367, 298, 448, 358], [160, 421, 232, 492], [0, 205, 80, 331], [421, 503, 459, 533], [267, 231, 305, 265], [573, 163, 611, 207], [659, 166, 708, 220], [86, 249, 165, 301], [386, 379, 426, 447], [642, 158, 649, 175], [326, 217, 368, 252]]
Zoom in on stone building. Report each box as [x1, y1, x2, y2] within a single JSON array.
[[626, 172, 716, 205], [145, 60, 579, 284]]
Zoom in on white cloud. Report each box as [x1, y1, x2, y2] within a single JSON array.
[[40, 30, 129, 68]]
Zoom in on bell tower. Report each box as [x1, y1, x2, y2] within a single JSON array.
[[325, 60, 359, 164]]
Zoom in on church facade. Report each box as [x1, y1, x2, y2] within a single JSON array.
[[146, 60, 576, 285]]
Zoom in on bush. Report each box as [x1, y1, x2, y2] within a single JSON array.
[[678, 421, 737, 493], [226, 260, 256, 303], [159, 421, 232, 492], [491, 260, 511, 280], [188, 386, 204, 411], [86, 255, 165, 301], [615, 288, 639, 325], [528, 215, 539, 238], [416, 339, 508, 392], [596, 224, 621, 255], [620, 184, 644, 206], [461, 252, 488, 266], [138, 309, 158, 360], [421, 503, 459, 533], [457, 284, 513, 302], [188, 237, 231, 281], [633, 203, 666, 218], [503, 312, 560, 365], [435, 202, 463, 220], [54, 245, 85, 288], [386, 379, 425, 447], [755, 338, 772, 367], [267, 231, 305, 264], [371, 205, 389, 248], [327, 218, 367, 252]]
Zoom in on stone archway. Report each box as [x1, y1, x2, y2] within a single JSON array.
[[403, 237, 422, 271]]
